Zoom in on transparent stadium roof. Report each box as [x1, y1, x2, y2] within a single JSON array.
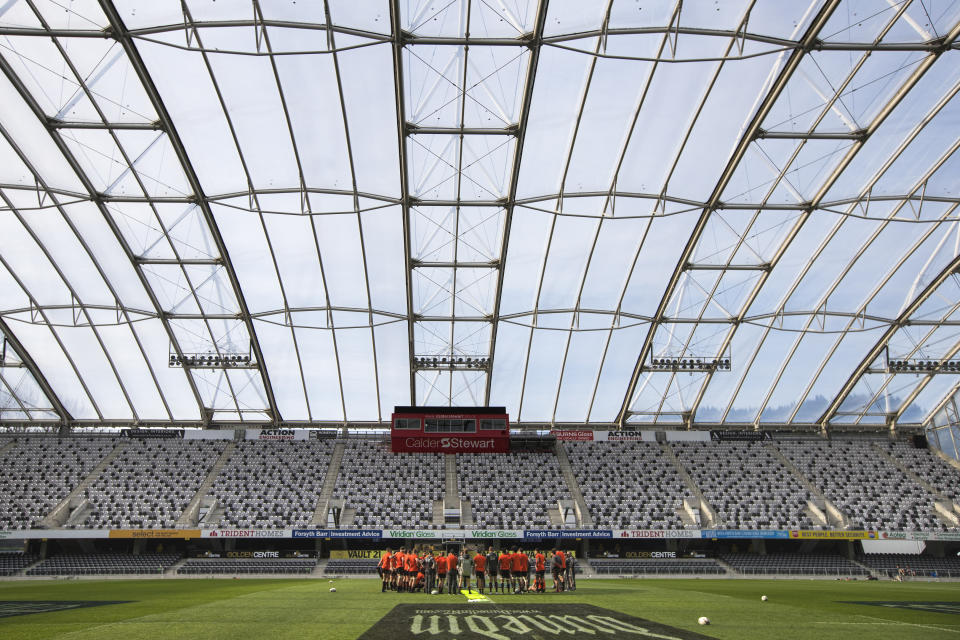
[[0, 0, 959, 430]]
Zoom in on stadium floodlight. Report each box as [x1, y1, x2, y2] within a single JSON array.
[[645, 353, 732, 373], [887, 357, 960, 374], [414, 354, 491, 371], [169, 349, 253, 369]]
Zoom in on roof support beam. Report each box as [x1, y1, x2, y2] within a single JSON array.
[[921, 379, 960, 428], [0, 319, 72, 424], [615, 0, 844, 427], [484, 0, 550, 405], [411, 260, 500, 269], [684, 263, 771, 271], [5, 22, 952, 53], [755, 128, 867, 140], [98, 0, 282, 425], [0, 34, 184, 423], [819, 261, 960, 426], [700, 17, 960, 429], [407, 125, 519, 136], [134, 258, 223, 266], [390, 0, 418, 405], [46, 119, 162, 131]]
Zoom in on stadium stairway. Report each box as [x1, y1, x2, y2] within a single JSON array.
[[461, 499, 474, 526], [870, 443, 960, 527], [177, 441, 237, 527], [850, 557, 878, 579], [661, 443, 717, 528], [40, 440, 127, 528], [312, 559, 327, 576], [713, 556, 737, 576], [444, 454, 460, 524], [8, 555, 46, 577], [548, 504, 564, 526], [165, 557, 188, 577], [765, 442, 849, 528], [554, 441, 594, 527], [577, 558, 594, 578], [199, 500, 225, 527], [432, 499, 444, 526], [311, 439, 346, 526]]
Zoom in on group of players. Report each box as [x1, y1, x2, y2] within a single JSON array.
[[377, 546, 576, 595]]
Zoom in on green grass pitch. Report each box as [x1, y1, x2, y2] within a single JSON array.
[[1, 578, 958, 639]]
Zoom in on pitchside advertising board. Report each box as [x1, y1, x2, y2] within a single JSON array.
[[788, 530, 880, 540], [245, 428, 311, 441], [549, 430, 713, 442], [615, 530, 702, 539], [383, 529, 524, 540], [525, 530, 614, 540], [700, 529, 789, 539]]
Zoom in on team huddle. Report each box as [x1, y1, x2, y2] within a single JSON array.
[[377, 546, 577, 594]]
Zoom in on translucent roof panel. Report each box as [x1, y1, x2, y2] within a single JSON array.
[[0, 0, 958, 428]]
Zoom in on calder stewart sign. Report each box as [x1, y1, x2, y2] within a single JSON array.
[[393, 435, 509, 453]]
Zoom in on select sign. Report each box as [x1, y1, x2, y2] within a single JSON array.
[[358, 603, 716, 640]]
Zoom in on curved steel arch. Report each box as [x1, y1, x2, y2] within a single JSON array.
[[819, 257, 960, 428], [615, 0, 845, 427], [1, 0, 959, 427], [0, 318, 70, 423], [99, 0, 282, 424], [617, 5, 960, 429]]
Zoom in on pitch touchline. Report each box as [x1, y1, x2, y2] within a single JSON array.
[[813, 617, 960, 634]]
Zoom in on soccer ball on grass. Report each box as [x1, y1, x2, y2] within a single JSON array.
[[697, 617, 710, 625], [761, 595, 768, 601], [329, 587, 337, 593]]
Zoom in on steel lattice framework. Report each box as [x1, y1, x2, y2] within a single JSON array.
[[0, 0, 958, 431]]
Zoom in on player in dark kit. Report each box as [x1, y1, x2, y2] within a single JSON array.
[[423, 549, 436, 594], [551, 549, 565, 592], [526, 550, 535, 589], [566, 553, 576, 591], [486, 547, 499, 593], [378, 549, 393, 592]]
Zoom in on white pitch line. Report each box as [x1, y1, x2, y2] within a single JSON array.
[[812, 615, 960, 634]]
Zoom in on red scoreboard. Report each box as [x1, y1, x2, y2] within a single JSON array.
[[391, 406, 510, 453]]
